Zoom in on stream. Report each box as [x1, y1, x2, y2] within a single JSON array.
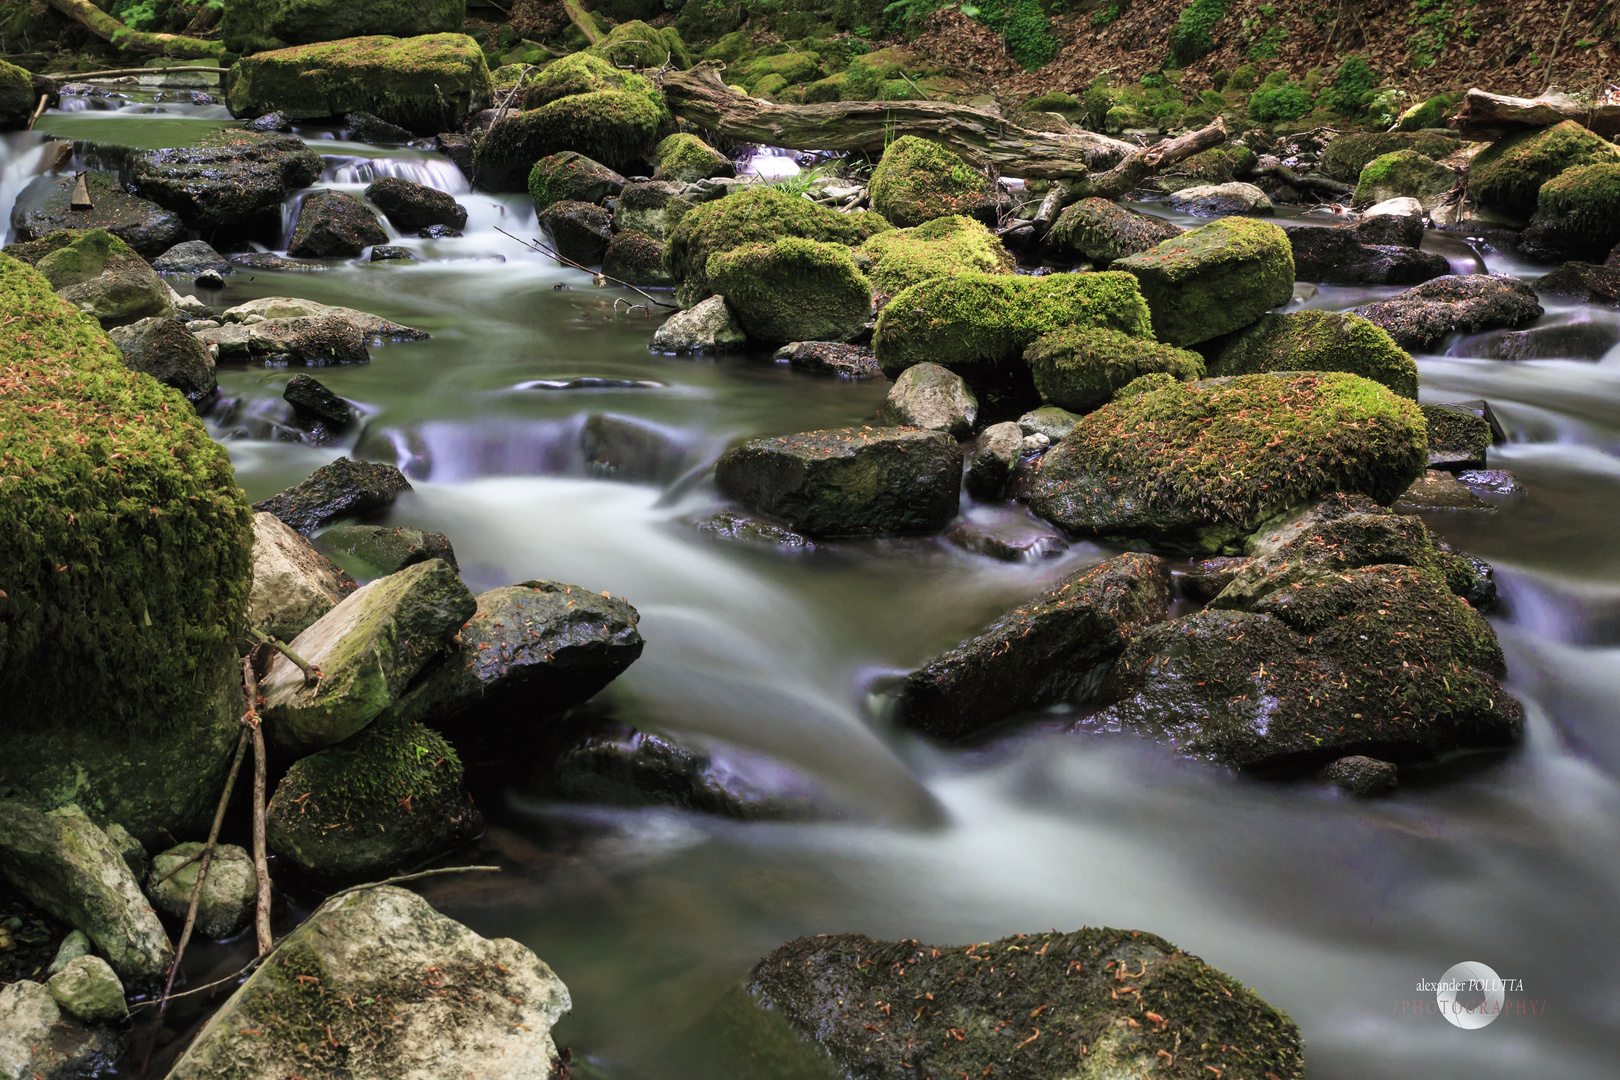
[[7, 94, 1620, 1078]]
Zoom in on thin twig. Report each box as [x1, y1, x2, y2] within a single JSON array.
[[494, 63, 535, 125], [248, 626, 321, 685], [495, 226, 677, 309], [146, 846, 206, 890], [40, 65, 228, 78], [323, 865, 502, 905], [247, 657, 273, 957], [25, 94, 47, 130], [126, 955, 266, 1010]]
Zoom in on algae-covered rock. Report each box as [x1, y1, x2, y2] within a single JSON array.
[[0, 253, 251, 843], [1213, 310, 1418, 398], [475, 87, 666, 188], [1025, 325, 1205, 413], [867, 135, 996, 228], [1320, 130, 1461, 182], [612, 179, 695, 240], [715, 427, 963, 537], [364, 175, 468, 232], [225, 34, 492, 133], [288, 190, 388, 258], [107, 314, 217, 405], [1045, 196, 1183, 263], [665, 185, 891, 307], [46, 955, 125, 1024], [527, 151, 626, 212], [706, 237, 873, 345], [265, 718, 480, 883], [897, 553, 1172, 740], [1520, 161, 1620, 262], [146, 843, 257, 940], [1422, 403, 1491, 469], [602, 230, 672, 287], [652, 132, 734, 182], [262, 558, 476, 753], [320, 524, 458, 576], [587, 18, 692, 70], [539, 198, 614, 264], [1115, 216, 1295, 347], [34, 228, 176, 328], [1323, 754, 1399, 796], [9, 171, 185, 258], [650, 294, 746, 353], [1353, 274, 1543, 350], [1169, 143, 1259, 185], [1025, 372, 1427, 552], [857, 214, 1013, 294], [131, 129, 325, 239], [246, 511, 355, 644], [0, 57, 32, 130], [222, 0, 466, 55], [1469, 119, 1620, 219], [723, 928, 1304, 1080], [253, 457, 413, 533], [0, 980, 119, 1080], [880, 362, 978, 437], [1353, 149, 1458, 210]]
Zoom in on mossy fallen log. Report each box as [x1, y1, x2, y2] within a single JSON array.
[[44, 0, 226, 59]]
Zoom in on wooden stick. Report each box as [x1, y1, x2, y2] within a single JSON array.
[[495, 226, 678, 308], [40, 65, 228, 79], [248, 626, 321, 686], [247, 658, 273, 957], [561, 0, 601, 45], [43, 0, 224, 59], [146, 845, 206, 889], [25, 94, 47, 131], [323, 865, 502, 905]]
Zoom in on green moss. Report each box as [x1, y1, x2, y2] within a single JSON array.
[[803, 74, 846, 103], [587, 20, 692, 69], [221, 0, 466, 56], [738, 49, 823, 88], [1249, 80, 1312, 121], [1227, 62, 1259, 90], [1115, 216, 1295, 347], [1047, 197, 1181, 263], [273, 716, 463, 823], [1470, 120, 1620, 218], [751, 73, 788, 98], [1020, 90, 1083, 121], [1327, 54, 1376, 115], [653, 132, 731, 182], [665, 184, 892, 307], [1421, 403, 1490, 462], [701, 31, 755, 65], [867, 135, 994, 228], [1396, 92, 1458, 131], [0, 57, 30, 123], [1026, 325, 1205, 413], [1176, 143, 1257, 183], [705, 237, 872, 346], [1533, 161, 1620, 231], [475, 89, 665, 177], [1215, 310, 1418, 398], [33, 227, 133, 288], [1320, 130, 1460, 181], [857, 214, 1013, 294], [1169, 0, 1226, 66], [0, 253, 253, 734], [522, 50, 648, 108], [1354, 149, 1456, 205], [877, 77, 923, 101], [526, 151, 623, 213], [1114, 371, 1181, 400]]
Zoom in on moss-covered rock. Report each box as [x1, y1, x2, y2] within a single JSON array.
[[1520, 161, 1620, 262], [867, 135, 997, 228], [225, 34, 492, 133], [1320, 130, 1460, 182], [1353, 274, 1543, 350], [520, 50, 640, 109], [665, 185, 891, 307], [587, 19, 692, 69], [1019, 90, 1084, 121], [0, 58, 32, 131], [803, 74, 846, 102], [222, 0, 466, 55], [1024, 372, 1427, 552], [706, 237, 873, 346], [1114, 216, 1295, 347], [1214, 310, 1418, 398], [723, 928, 1304, 1080], [1168, 143, 1258, 187], [476, 88, 666, 188], [365, 175, 468, 232], [0, 253, 252, 842], [613, 179, 695, 240], [1469, 119, 1620, 219], [652, 132, 734, 183], [34, 228, 177, 328], [857, 214, 1013, 294], [736, 49, 823, 91], [539, 199, 614, 264], [1026, 325, 1205, 413], [602, 230, 673, 287], [1353, 149, 1458, 209], [526, 151, 626, 212], [1046, 197, 1183, 264], [130, 128, 326, 241]]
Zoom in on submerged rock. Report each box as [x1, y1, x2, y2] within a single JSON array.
[[897, 553, 1172, 740], [1045, 196, 1182, 263], [288, 190, 389, 259], [880, 362, 978, 437], [1354, 274, 1543, 350], [253, 457, 413, 534], [773, 340, 883, 378], [0, 980, 120, 1080], [108, 315, 217, 406], [147, 843, 257, 939], [1322, 755, 1400, 796], [9, 171, 185, 257], [46, 955, 125, 1024], [1286, 224, 1449, 286], [321, 524, 458, 576], [165, 886, 569, 1079], [1213, 310, 1417, 398], [365, 175, 469, 233], [131, 129, 325, 240], [650, 295, 746, 353], [1534, 261, 1620, 307], [1115, 216, 1295, 347], [245, 511, 356, 644]]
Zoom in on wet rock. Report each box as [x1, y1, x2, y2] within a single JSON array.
[[220, 296, 427, 342], [1534, 261, 1620, 307], [581, 412, 691, 482], [725, 929, 1303, 1080], [601, 230, 672, 287], [34, 228, 176, 328], [102, 822, 147, 882], [650, 295, 746, 353], [243, 109, 291, 132], [9, 171, 185, 257], [1353, 150, 1458, 210], [1395, 469, 1495, 512], [611, 179, 693, 240], [1469, 120, 1619, 219], [708, 237, 873, 346], [1115, 216, 1295, 347], [262, 559, 476, 754], [434, 131, 476, 176], [419, 223, 463, 238], [245, 511, 356, 645], [0, 980, 120, 1080], [945, 520, 1069, 561], [0, 802, 173, 980], [1045, 196, 1182, 263], [1026, 325, 1206, 413], [898, 553, 1172, 740], [1213, 310, 1417, 398], [528, 151, 627, 212], [1350, 211, 1426, 247], [151, 239, 230, 274], [364, 175, 468, 233], [1179, 555, 1251, 601], [288, 190, 389, 259], [964, 421, 1022, 499], [537, 198, 613, 265], [1025, 373, 1426, 553], [369, 244, 416, 262], [0, 59, 37, 129], [773, 340, 883, 378], [146, 843, 257, 939], [108, 315, 217, 406], [46, 930, 92, 977], [253, 457, 412, 534], [716, 427, 963, 537], [693, 510, 816, 549], [1170, 181, 1274, 216], [553, 725, 821, 819], [1354, 274, 1543, 350], [131, 130, 325, 240], [343, 110, 413, 143], [1286, 225, 1450, 286], [320, 524, 458, 575], [651, 132, 735, 183], [228, 251, 326, 272], [1017, 405, 1083, 442], [283, 372, 354, 426], [1422, 403, 1491, 469], [1322, 755, 1399, 796], [1458, 469, 1523, 496], [1463, 314, 1620, 361], [165, 885, 568, 1079], [881, 362, 977, 437]]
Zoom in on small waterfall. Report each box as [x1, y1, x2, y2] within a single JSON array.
[[0, 133, 56, 246], [322, 155, 470, 193]]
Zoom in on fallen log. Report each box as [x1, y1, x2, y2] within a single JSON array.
[[562, 0, 602, 45], [44, 0, 225, 59], [1252, 154, 1354, 198], [1456, 87, 1620, 137]]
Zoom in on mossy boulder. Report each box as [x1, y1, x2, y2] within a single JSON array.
[[706, 237, 873, 346], [1353, 274, 1543, 350], [1046, 197, 1183, 264], [1114, 216, 1295, 347], [0, 58, 32, 130], [1395, 92, 1458, 131], [35, 228, 177, 328], [131, 128, 326, 240], [603, 230, 673, 287], [9, 172, 186, 258], [475, 88, 666, 189], [1026, 325, 1206, 413], [722, 928, 1304, 1080], [587, 19, 691, 69], [147, 842, 257, 940], [1019, 90, 1084, 122], [526, 151, 626, 212], [736, 49, 823, 91], [613, 179, 694, 240], [1469, 119, 1620, 219], [665, 185, 892, 307], [1024, 372, 1427, 552], [1320, 130, 1460, 182], [222, 0, 467, 56], [265, 717, 480, 884], [803, 74, 846, 102], [0, 253, 252, 844], [1520, 162, 1620, 262], [1353, 150, 1458, 210], [520, 50, 643, 108], [857, 214, 1013, 294], [867, 135, 997, 228], [225, 34, 493, 133], [1167, 143, 1258, 188], [1213, 310, 1418, 399], [652, 133, 734, 183]]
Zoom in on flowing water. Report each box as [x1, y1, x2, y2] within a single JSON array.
[[7, 95, 1620, 1078]]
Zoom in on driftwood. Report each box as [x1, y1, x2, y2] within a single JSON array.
[[40, 65, 228, 80], [1252, 154, 1354, 197], [562, 0, 601, 45], [1456, 87, 1620, 137], [44, 0, 224, 59]]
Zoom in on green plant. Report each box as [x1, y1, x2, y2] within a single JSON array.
[[1249, 80, 1312, 121], [1211, 68, 1229, 90], [1168, 0, 1226, 66], [1407, 0, 1453, 67], [1142, 69, 1168, 88], [1092, 3, 1122, 26], [1328, 55, 1375, 115], [1247, 22, 1287, 60], [1227, 62, 1259, 90], [1367, 87, 1408, 127]]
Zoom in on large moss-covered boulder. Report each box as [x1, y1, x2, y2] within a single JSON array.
[[706, 237, 873, 345], [519, 48, 649, 109], [715, 427, 963, 537], [9, 172, 185, 258], [857, 214, 1013, 294], [867, 135, 997, 228], [1520, 161, 1620, 262], [1115, 216, 1295, 347], [1213, 310, 1418, 399], [721, 928, 1304, 1080], [666, 185, 892, 307], [587, 18, 692, 69], [225, 34, 492, 133], [527, 151, 627, 212], [34, 228, 176, 328], [0, 57, 32, 130], [131, 129, 325, 240], [1320, 130, 1461, 182], [1025, 325, 1205, 413], [265, 717, 480, 883], [1469, 119, 1620, 219], [1353, 274, 1543, 350], [0, 253, 251, 844], [1353, 150, 1459, 210], [475, 88, 666, 189], [1024, 372, 1428, 552], [222, 0, 466, 55], [1046, 196, 1183, 263], [652, 132, 733, 182]]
